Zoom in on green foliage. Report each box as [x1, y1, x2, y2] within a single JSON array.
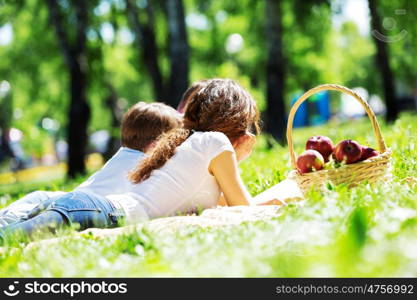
[[376, 0, 417, 89], [1, 0, 415, 157], [0, 113, 416, 277]]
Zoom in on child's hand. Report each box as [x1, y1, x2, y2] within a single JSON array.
[[234, 133, 256, 162], [257, 198, 287, 206]]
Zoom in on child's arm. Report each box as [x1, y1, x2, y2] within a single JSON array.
[[209, 151, 251, 206], [252, 178, 303, 205]]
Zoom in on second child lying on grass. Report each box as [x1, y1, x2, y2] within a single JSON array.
[[0, 79, 283, 244], [0, 102, 181, 242]]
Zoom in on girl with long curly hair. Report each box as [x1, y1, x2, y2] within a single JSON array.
[[113, 78, 279, 223]]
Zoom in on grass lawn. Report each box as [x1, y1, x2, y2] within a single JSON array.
[[0, 113, 416, 277]]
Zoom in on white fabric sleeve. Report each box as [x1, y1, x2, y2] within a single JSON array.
[[203, 131, 235, 161]]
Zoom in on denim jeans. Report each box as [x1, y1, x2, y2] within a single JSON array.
[[0, 191, 66, 227], [0, 191, 124, 243]]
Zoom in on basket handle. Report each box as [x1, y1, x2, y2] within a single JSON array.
[[286, 84, 387, 169]]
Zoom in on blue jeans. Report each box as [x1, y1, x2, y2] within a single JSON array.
[[0, 191, 67, 227], [0, 191, 124, 243]]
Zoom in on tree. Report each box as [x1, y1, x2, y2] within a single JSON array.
[[166, 0, 189, 107], [368, 0, 398, 122], [103, 82, 125, 160], [126, 0, 165, 101], [265, 0, 287, 143], [46, 0, 91, 178], [286, 0, 331, 91], [0, 81, 14, 163]]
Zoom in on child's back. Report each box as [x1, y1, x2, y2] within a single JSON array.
[[75, 147, 144, 196], [107, 131, 234, 220], [0, 102, 181, 228]]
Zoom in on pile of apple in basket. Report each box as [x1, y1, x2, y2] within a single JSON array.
[[296, 136, 378, 174], [287, 84, 391, 193]]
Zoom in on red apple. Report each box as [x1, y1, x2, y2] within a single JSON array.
[[359, 146, 379, 161], [296, 150, 325, 174], [306, 135, 334, 162], [334, 140, 362, 164]]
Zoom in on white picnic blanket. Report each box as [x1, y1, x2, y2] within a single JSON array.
[[81, 178, 303, 236], [17, 179, 303, 248], [77, 205, 283, 238]]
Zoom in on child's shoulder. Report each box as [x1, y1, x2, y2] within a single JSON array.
[[192, 131, 230, 145], [188, 131, 234, 157], [202, 130, 229, 140], [112, 147, 144, 159]]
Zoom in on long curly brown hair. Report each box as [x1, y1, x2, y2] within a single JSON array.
[[129, 79, 260, 184]]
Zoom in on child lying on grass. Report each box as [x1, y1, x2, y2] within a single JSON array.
[[176, 79, 302, 206], [0, 79, 285, 244], [0, 102, 182, 229]]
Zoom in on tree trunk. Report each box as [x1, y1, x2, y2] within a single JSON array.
[[265, 0, 287, 143], [126, 0, 165, 101], [103, 82, 123, 160], [46, 0, 90, 178], [0, 130, 14, 162], [166, 0, 189, 107], [368, 0, 398, 122], [67, 62, 90, 178], [0, 83, 14, 162]]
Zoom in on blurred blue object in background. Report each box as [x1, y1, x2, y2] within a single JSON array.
[[291, 91, 331, 128], [292, 92, 309, 128], [311, 90, 331, 126]]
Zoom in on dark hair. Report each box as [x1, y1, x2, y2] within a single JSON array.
[[129, 79, 260, 183], [121, 102, 182, 152], [176, 79, 209, 113]]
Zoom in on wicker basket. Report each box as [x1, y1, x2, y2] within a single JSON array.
[[286, 84, 392, 194]]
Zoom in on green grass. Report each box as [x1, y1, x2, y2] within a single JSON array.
[[1, 113, 417, 277]]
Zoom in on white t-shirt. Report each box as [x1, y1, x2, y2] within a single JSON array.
[[75, 147, 144, 197], [107, 131, 235, 223]]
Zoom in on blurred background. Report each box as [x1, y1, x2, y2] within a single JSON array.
[[0, 0, 416, 181]]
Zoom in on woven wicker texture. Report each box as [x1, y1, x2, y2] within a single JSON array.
[[286, 84, 392, 193]]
